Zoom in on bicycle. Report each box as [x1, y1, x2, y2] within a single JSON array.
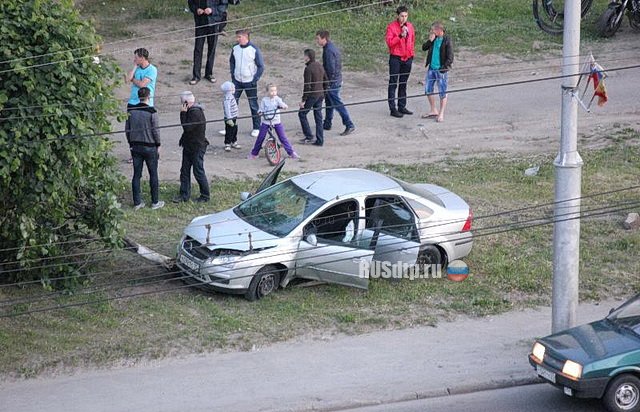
[[260, 109, 283, 166]]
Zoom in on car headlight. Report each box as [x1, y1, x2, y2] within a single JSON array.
[[531, 342, 545, 363], [212, 254, 239, 268], [562, 360, 582, 380]]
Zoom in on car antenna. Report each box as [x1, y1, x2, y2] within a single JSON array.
[[205, 224, 212, 246], [248, 231, 253, 251]]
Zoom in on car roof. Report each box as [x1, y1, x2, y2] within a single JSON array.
[[290, 168, 402, 201]]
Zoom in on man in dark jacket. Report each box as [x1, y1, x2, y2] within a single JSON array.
[[315, 30, 355, 136], [188, 0, 228, 85], [175, 91, 210, 203], [298, 49, 327, 146], [125, 87, 163, 210], [421, 21, 453, 122]]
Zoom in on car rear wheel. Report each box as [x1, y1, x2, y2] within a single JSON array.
[[245, 266, 281, 301], [416, 245, 443, 277], [603, 374, 640, 412]]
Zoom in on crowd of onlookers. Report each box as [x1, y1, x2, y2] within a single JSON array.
[[124, 3, 454, 210]]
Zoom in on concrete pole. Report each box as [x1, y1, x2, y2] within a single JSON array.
[[552, 0, 583, 333]]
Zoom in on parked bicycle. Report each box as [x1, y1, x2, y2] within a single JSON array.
[[261, 110, 283, 166], [596, 0, 640, 37]]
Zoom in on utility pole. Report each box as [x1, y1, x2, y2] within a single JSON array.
[[552, 0, 583, 333]]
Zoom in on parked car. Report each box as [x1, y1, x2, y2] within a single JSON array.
[[529, 293, 640, 412], [176, 162, 473, 300]]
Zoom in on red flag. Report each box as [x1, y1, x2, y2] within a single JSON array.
[[590, 63, 608, 106]]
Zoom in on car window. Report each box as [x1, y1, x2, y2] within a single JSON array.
[[307, 200, 359, 244], [364, 196, 418, 241], [235, 180, 325, 237], [406, 197, 434, 220]]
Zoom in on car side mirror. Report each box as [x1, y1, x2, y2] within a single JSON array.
[[305, 233, 318, 247], [240, 192, 251, 201]]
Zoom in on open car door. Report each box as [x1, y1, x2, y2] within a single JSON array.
[[255, 160, 285, 194], [295, 216, 381, 290]]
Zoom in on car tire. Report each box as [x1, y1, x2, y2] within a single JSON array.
[[603, 374, 640, 412], [245, 265, 281, 301], [415, 245, 443, 277]]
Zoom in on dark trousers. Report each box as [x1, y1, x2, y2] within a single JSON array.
[[388, 55, 413, 111], [179, 147, 210, 201], [233, 81, 260, 130], [131, 145, 159, 205], [192, 25, 219, 80], [224, 118, 238, 145], [299, 96, 324, 145], [324, 85, 354, 129]]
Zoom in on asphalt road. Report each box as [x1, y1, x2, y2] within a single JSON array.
[[342, 384, 606, 412]]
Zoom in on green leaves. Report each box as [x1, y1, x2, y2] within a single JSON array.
[[0, 0, 124, 286]]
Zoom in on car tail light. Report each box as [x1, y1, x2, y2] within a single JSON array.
[[462, 209, 473, 232]]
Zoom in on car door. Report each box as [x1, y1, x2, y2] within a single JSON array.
[[365, 196, 421, 267], [254, 160, 285, 194], [294, 200, 377, 289]]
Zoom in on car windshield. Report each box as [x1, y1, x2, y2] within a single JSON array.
[[234, 180, 325, 237], [607, 295, 640, 335]]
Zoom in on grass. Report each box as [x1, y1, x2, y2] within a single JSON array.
[[76, 0, 617, 71], [1, 133, 639, 378]]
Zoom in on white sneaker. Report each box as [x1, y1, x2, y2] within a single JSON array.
[[218, 130, 226, 136], [231, 142, 242, 149], [224, 145, 231, 152], [134, 202, 146, 210], [151, 201, 165, 210], [250, 129, 259, 138]]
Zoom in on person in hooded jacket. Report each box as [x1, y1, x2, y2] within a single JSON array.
[[125, 87, 163, 210]]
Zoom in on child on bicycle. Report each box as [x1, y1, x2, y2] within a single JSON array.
[[248, 83, 299, 160], [221, 81, 241, 151]]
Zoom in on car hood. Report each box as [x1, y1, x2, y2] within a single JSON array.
[[184, 208, 280, 251], [541, 319, 640, 365]]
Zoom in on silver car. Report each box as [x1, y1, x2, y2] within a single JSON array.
[[176, 162, 473, 300]]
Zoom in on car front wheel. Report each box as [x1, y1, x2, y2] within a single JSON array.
[[604, 374, 640, 412], [245, 266, 281, 301]]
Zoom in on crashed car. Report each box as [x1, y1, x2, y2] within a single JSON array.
[[529, 293, 640, 412], [176, 162, 473, 300]]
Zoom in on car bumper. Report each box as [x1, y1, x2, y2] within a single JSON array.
[[178, 267, 248, 295], [176, 258, 251, 293], [528, 356, 608, 399]]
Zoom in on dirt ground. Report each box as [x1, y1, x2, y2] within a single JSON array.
[[108, 24, 640, 185]]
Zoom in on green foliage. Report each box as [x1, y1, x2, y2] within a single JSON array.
[[0, 0, 124, 286]]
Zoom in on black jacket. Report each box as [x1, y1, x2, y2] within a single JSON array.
[[179, 104, 209, 151], [422, 35, 454, 72], [188, 0, 227, 25]]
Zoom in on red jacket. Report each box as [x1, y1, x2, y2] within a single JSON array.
[[385, 20, 415, 61]]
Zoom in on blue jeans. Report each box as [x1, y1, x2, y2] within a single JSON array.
[[131, 145, 159, 205], [299, 95, 324, 144], [179, 147, 210, 201], [233, 80, 260, 130], [324, 84, 354, 129], [388, 55, 413, 111], [425, 69, 449, 99]]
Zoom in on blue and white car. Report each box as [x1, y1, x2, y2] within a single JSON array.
[[176, 162, 473, 300]]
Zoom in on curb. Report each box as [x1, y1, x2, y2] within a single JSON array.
[[301, 375, 542, 412]]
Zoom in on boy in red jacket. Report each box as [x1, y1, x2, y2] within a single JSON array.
[[385, 5, 415, 118]]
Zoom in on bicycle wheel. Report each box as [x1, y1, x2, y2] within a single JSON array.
[[264, 136, 282, 166], [533, 0, 594, 35]]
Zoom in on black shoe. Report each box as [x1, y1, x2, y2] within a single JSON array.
[[311, 141, 323, 147], [172, 196, 188, 203], [390, 110, 404, 118], [204, 76, 216, 83], [195, 197, 209, 203], [399, 108, 413, 115], [340, 127, 356, 136], [323, 124, 332, 131], [299, 137, 313, 144], [189, 78, 199, 85]]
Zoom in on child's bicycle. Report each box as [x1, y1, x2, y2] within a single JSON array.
[[261, 110, 283, 166]]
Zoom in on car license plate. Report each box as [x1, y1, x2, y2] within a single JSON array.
[[537, 365, 556, 383], [179, 254, 199, 272]]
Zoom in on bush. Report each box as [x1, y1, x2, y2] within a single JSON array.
[[0, 0, 124, 286]]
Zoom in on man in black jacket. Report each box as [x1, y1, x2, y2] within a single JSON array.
[[421, 21, 453, 123], [175, 91, 210, 203], [125, 87, 163, 210], [188, 0, 228, 85]]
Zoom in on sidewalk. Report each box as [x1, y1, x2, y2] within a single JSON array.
[[0, 300, 621, 412]]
